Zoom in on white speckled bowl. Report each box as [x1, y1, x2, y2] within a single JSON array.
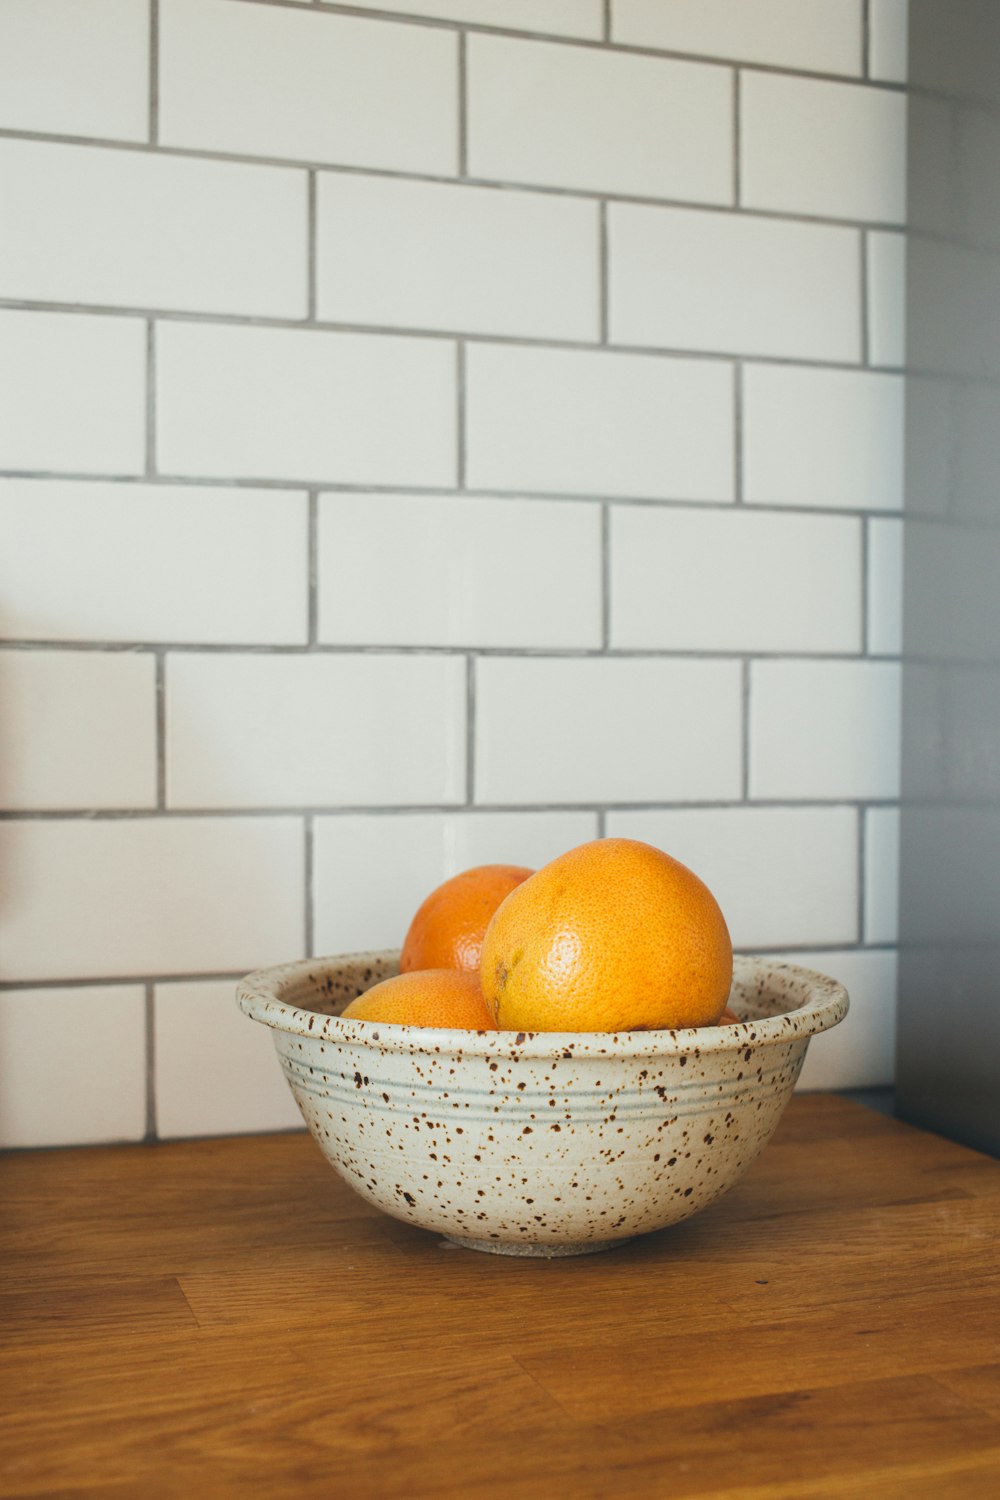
[[237, 952, 847, 1257]]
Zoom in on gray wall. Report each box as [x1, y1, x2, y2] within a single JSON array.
[[898, 0, 1000, 1154]]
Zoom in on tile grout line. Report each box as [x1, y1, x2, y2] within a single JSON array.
[[109, 0, 913, 92], [862, 0, 872, 79], [307, 490, 319, 646], [0, 642, 905, 662], [155, 652, 167, 808], [733, 361, 744, 502], [145, 320, 157, 476], [733, 68, 742, 207], [0, 472, 915, 519], [860, 229, 870, 365], [861, 514, 871, 654], [144, 981, 157, 1141], [600, 503, 611, 649], [598, 199, 609, 343], [0, 127, 910, 233], [602, 0, 611, 44], [148, 0, 160, 146], [465, 654, 476, 807], [457, 29, 468, 177], [741, 659, 752, 801], [0, 937, 904, 994], [857, 804, 868, 946], [455, 340, 467, 488], [0, 795, 910, 823], [304, 813, 315, 958], [307, 170, 317, 320], [0, 294, 910, 374], [307, 489, 319, 642]]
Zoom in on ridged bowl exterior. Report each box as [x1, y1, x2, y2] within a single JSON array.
[[237, 953, 847, 1256]]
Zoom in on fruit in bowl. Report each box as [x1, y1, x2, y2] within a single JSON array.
[[237, 840, 848, 1256]]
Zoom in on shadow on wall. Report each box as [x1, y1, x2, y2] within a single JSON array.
[[897, 0, 1000, 1156]]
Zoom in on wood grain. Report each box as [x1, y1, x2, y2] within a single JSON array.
[[1, 1096, 998, 1499]]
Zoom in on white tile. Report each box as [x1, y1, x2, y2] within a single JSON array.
[[864, 807, 899, 945], [0, 818, 305, 982], [867, 518, 903, 656], [606, 807, 859, 950], [165, 654, 466, 809], [750, 660, 901, 801], [318, 493, 602, 648], [0, 309, 146, 474], [612, 0, 863, 76], [155, 980, 303, 1139], [741, 73, 906, 224], [0, 650, 156, 810], [611, 508, 862, 653], [467, 33, 732, 203], [466, 344, 733, 500], [609, 204, 861, 362], [476, 658, 742, 804], [156, 322, 455, 487], [313, 810, 598, 956], [0, 139, 306, 317], [744, 366, 904, 511], [793, 949, 897, 1090], [338, 0, 603, 38], [0, 0, 149, 141], [869, 0, 909, 83], [867, 231, 907, 367], [0, 986, 146, 1148], [0, 480, 307, 645], [316, 174, 600, 341], [160, 0, 457, 174]]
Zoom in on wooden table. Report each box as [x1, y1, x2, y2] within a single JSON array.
[[2, 1095, 998, 1499]]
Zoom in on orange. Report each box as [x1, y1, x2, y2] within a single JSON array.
[[341, 969, 497, 1030], [480, 838, 732, 1033], [400, 864, 534, 974]]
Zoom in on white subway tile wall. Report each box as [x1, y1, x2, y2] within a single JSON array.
[[0, 139, 308, 316], [315, 175, 601, 340], [0, 0, 906, 1143], [0, 650, 157, 810], [466, 35, 734, 203], [743, 366, 905, 509], [475, 658, 743, 805], [0, 308, 147, 474], [0, 0, 150, 142], [154, 980, 303, 1139], [317, 493, 603, 649], [611, 0, 863, 76], [609, 508, 862, 653], [465, 343, 734, 498], [608, 204, 862, 361], [740, 73, 907, 224]]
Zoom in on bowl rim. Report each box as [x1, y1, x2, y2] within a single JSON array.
[[236, 951, 848, 1059]]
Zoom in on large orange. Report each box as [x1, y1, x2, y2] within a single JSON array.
[[341, 969, 497, 1030], [400, 864, 534, 974], [480, 838, 732, 1033]]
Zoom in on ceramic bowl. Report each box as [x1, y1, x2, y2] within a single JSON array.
[[237, 952, 847, 1257]]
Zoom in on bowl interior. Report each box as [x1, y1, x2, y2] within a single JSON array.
[[237, 951, 848, 1058]]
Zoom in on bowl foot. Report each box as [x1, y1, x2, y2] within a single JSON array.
[[442, 1234, 627, 1258]]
